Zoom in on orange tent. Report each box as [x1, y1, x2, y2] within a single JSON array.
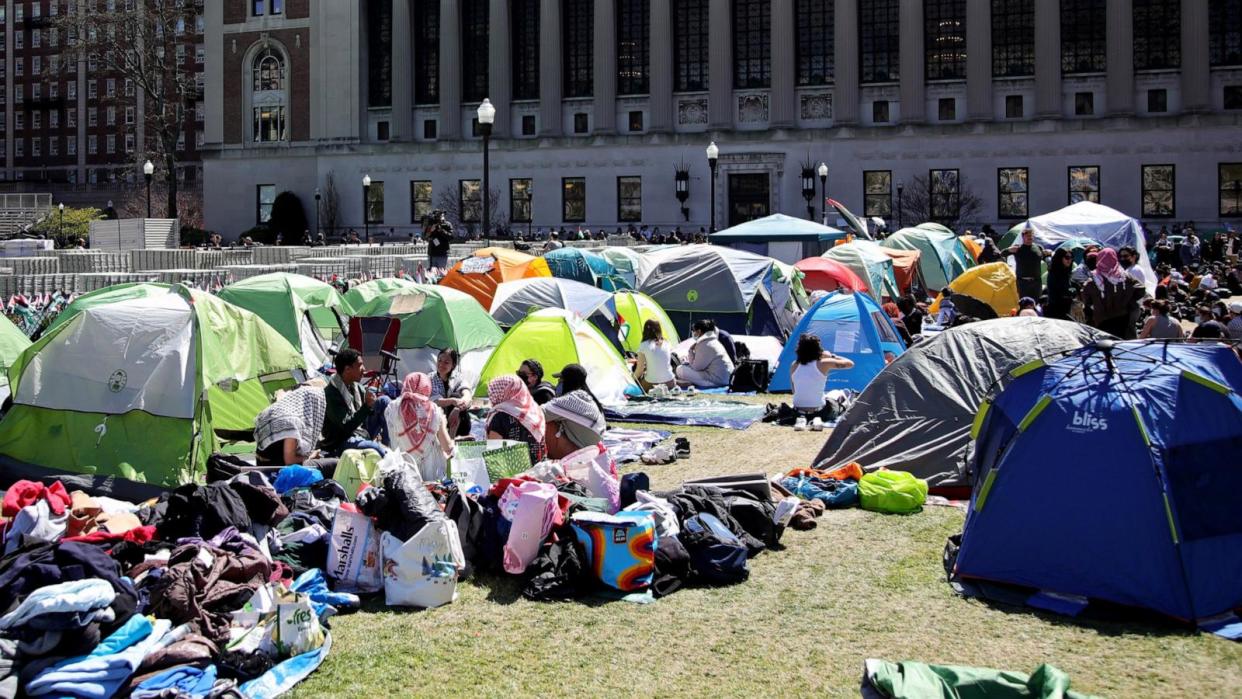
[[439, 247, 552, 309], [877, 247, 922, 293], [961, 236, 983, 262]]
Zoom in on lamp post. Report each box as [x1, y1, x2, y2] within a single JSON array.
[[896, 182, 904, 229], [818, 162, 828, 226], [362, 174, 372, 244], [313, 188, 321, 242], [706, 141, 719, 233], [477, 98, 496, 245], [58, 203, 64, 240], [801, 167, 815, 221], [675, 166, 690, 221], [142, 159, 154, 218]]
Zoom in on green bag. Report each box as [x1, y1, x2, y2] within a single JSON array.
[[482, 440, 533, 481], [858, 471, 928, 514]]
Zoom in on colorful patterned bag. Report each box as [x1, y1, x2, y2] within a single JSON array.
[[570, 511, 657, 592]]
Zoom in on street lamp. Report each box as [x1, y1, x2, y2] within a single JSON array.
[[142, 160, 154, 218], [313, 188, 321, 242], [706, 141, 719, 233], [818, 163, 828, 226], [362, 175, 372, 244], [801, 167, 816, 221], [477, 98, 496, 244], [896, 181, 905, 229], [674, 164, 690, 222], [58, 202, 64, 240]]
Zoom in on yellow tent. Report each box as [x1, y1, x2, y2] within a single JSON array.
[[929, 262, 1020, 319]]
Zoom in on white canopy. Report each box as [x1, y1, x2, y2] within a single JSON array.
[[1025, 202, 1156, 294]]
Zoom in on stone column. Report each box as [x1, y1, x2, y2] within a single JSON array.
[[1105, 0, 1133, 115], [593, 0, 617, 134], [833, 0, 859, 125], [899, 0, 925, 122], [488, 0, 511, 137], [1034, 0, 1061, 118], [438, 0, 462, 139], [1181, 0, 1210, 112], [5, 0, 15, 174], [965, 0, 992, 120], [708, 0, 733, 129], [769, 0, 796, 128], [648, 0, 674, 133], [538, 0, 563, 136], [390, 0, 414, 140]]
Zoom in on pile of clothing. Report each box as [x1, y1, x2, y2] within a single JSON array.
[[778, 463, 929, 516]]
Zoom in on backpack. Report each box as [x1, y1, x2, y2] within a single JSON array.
[[651, 536, 692, 598], [444, 489, 485, 579], [522, 526, 590, 602], [729, 359, 770, 393], [678, 513, 749, 586]]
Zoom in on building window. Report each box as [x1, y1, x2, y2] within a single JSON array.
[[257, 184, 276, 224], [938, 97, 957, 120], [522, 114, 537, 135], [1147, 88, 1168, 113], [414, 0, 440, 105], [863, 171, 892, 217], [1005, 94, 1024, 118], [1069, 166, 1101, 204], [997, 167, 1029, 219], [254, 0, 283, 16], [251, 47, 289, 142], [510, 178, 533, 223], [562, 177, 586, 222], [617, 176, 642, 222], [1221, 163, 1242, 216], [1074, 91, 1095, 116], [675, 0, 710, 92], [1141, 164, 1175, 218], [424, 119, 438, 139], [733, 0, 771, 89], [1134, 0, 1180, 70], [992, 0, 1034, 77], [254, 106, 287, 142], [926, 0, 967, 80], [1061, 0, 1106, 74], [411, 181, 434, 223], [872, 100, 890, 123], [929, 169, 961, 223], [461, 0, 489, 103], [365, 181, 385, 224], [796, 0, 834, 86], [253, 48, 285, 91], [366, 0, 393, 107], [573, 112, 589, 134], [860, 0, 900, 83], [459, 180, 481, 224], [617, 0, 650, 95], [377, 121, 390, 141], [1225, 85, 1242, 109], [1209, 0, 1242, 67], [512, 0, 540, 100], [564, 0, 594, 98], [628, 111, 644, 131]]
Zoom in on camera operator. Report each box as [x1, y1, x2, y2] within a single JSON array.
[[424, 210, 454, 271]]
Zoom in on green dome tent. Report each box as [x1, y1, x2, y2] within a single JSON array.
[[475, 308, 640, 405], [0, 285, 305, 492], [881, 227, 975, 291], [0, 314, 31, 402], [612, 290, 680, 353], [342, 277, 421, 310], [46, 283, 173, 333], [350, 284, 503, 387], [218, 273, 352, 371], [823, 241, 900, 302]]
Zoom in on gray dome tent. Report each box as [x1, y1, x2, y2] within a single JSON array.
[[812, 317, 1110, 494]]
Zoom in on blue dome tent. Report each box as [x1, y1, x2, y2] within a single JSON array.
[[769, 291, 906, 393], [954, 341, 1242, 626], [543, 247, 633, 292]]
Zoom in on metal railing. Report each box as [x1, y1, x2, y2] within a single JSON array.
[[0, 193, 53, 237]]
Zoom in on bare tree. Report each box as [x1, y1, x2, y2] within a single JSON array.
[[117, 185, 204, 230], [54, 0, 199, 219], [897, 173, 985, 232], [321, 173, 341, 237], [435, 185, 503, 238]]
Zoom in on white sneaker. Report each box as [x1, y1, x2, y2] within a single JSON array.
[[685, 386, 697, 396], [810, 417, 825, 432], [793, 417, 808, 431]]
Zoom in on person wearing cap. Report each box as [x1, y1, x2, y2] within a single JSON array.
[[518, 358, 556, 405], [543, 390, 608, 459], [1227, 302, 1242, 340]]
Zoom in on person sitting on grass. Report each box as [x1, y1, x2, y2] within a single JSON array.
[[320, 348, 389, 457], [518, 358, 557, 405], [254, 386, 337, 474], [543, 390, 608, 460], [634, 319, 676, 392], [485, 375, 547, 465], [430, 348, 472, 437], [675, 319, 735, 389], [386, 372, 455, 481], [789, 334, 854, 430]]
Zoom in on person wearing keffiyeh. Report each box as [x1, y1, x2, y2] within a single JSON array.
[[254, 387, 336, 471], [543, 390, 608, 459], [1080, 247, 1144, 339], [386, 372, 455, 481], [485, 375, 547, 464]]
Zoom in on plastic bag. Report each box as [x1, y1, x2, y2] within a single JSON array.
[[380, 520, 466, 608], [858, 470, 928, 514], [325, 508, 382, 593]]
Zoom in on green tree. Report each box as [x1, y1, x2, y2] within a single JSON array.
[[31, 206, 104, 247]]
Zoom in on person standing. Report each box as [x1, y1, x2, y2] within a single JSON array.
[[426, 214, 452, 271], [1005, 226, 1050, 302], [1080, 248, 1144, 339], [1044, 248, 1075, 321], [1179, 229, 1201, 271]]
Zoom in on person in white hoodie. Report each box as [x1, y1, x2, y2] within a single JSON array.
[[675, 319, 736, 388]]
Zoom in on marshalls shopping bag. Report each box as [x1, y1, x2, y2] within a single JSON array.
[[326, 508, 382, 593], [380, 520, 466, 608]]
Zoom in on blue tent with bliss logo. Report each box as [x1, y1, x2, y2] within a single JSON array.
[[768, 290, 906, 393], [953, 340, 1242, 634]]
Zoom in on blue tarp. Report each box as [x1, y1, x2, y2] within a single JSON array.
[[957, 341, 1242, 622], [769, 291, 906, 393], [605, 398, 766, 430]]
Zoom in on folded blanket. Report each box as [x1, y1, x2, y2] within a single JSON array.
[[26, 616, 172, 699], [0, 579, 115, 631]]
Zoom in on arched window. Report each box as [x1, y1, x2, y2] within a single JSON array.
[[250, 46, 289, 143]]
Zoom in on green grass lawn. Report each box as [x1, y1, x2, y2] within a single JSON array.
[[293, 410, 1242, 698]]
